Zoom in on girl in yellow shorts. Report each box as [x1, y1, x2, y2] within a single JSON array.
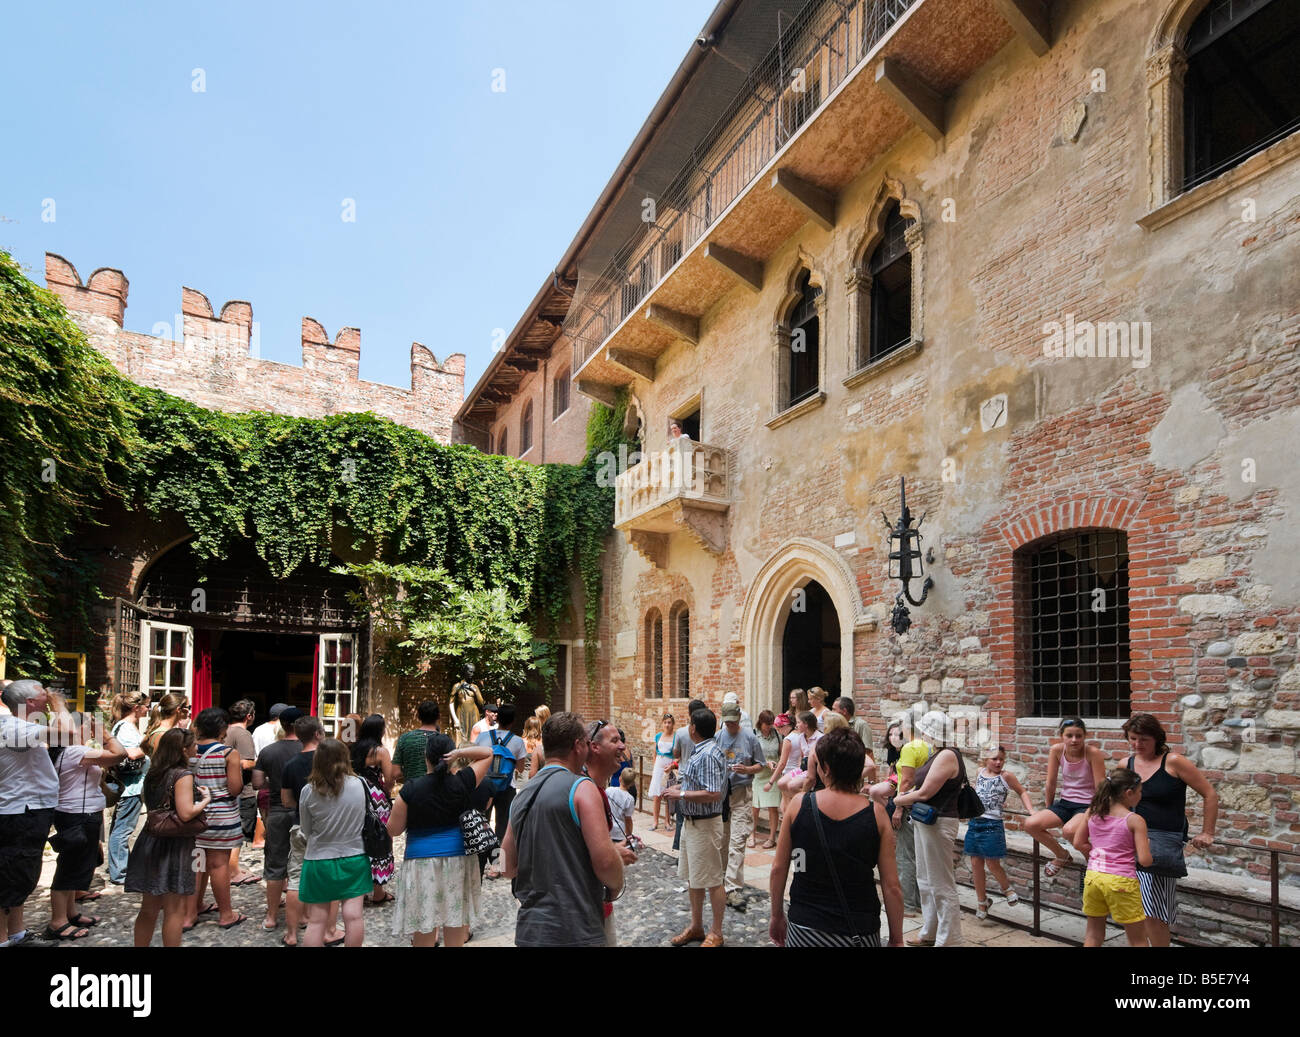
[[1066, 768, 1152, 947]]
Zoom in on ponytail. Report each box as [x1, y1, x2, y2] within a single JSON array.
[[1090, 767, 1142, 816]]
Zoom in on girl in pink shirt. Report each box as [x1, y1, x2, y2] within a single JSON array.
[[1067, 768, 1153, 947]]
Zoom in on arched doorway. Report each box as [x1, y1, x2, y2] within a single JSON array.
[[780, 580, 841, 699], [740, 538, 864, 716]]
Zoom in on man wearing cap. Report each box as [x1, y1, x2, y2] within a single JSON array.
[[721, 692, 752, 732], [252, 702, 288, 756], [716, 701, 767, 910], [663, 707, 729, 946], [469, 702, 498, 743], [253, 707, 303, 934]]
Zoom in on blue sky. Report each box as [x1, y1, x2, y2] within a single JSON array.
[[0, 0, 713, 390]]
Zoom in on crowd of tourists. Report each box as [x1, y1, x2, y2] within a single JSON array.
[[1, 674, 1219, 948]]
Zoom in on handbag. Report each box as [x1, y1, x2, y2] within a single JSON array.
[[459, 807, 499, 856], [1139, 828, 1189, 878], [361, 779, 393, 859], [144, 768, 208, 839], [807, 792, 874, 947], [100, 771, 122, 808]]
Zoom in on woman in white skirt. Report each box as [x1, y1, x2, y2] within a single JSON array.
[[647, 713, 676, 830], [387, 735, 492, 947]]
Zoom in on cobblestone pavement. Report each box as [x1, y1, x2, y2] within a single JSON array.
[[17, 814, 1072, 948]]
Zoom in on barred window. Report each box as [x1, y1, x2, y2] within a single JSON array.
[[1027, 530, 1131, 719], [645, 609, 663, 698], [671, 603, 690, 698]]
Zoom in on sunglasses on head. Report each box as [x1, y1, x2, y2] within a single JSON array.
[[587, 719, 608, 741]]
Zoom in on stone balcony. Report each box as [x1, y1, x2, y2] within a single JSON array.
[[614, 439, 734, 565]]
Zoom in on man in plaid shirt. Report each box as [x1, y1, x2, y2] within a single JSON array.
[[663, 707, 729, 947]]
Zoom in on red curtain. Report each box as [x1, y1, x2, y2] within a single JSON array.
[[310, 639, 320, 716], [192, 629, 213, 713]]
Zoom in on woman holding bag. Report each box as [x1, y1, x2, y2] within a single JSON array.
[[891, 710, 966, 946], [126, 728, 212, 946], [1122, 713, 1218, 947]]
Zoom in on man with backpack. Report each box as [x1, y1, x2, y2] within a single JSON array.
[[475, 703, 526, 844]]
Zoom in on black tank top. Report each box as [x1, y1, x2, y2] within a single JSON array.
[[788, 793, 881, 936], [1128, 752, 1188, 835]]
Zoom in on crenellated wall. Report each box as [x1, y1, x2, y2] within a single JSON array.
[[45, 253, 465, 442]]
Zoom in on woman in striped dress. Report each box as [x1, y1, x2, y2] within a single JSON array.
[[182, 708, 247, 930]]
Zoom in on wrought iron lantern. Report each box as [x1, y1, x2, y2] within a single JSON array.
[[881, 476, 933, 635]]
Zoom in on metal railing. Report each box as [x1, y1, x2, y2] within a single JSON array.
[[570, 0, 916, 371]]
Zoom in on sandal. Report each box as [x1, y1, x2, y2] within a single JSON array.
[[231, 873, 261, 886], [748, 836, 758, 848], [261, 919, 279, 931], [42, 921, 91, 941], [280, 935, 296, 947], [68, 913, 100, 928], [364, 892, 396, 905], [324, 934, 345, 947], [198, 902, 218, 916], [975, 900, 990, 921], [75, 890, 103, 902], [1044, 857, 1066, 879], [1004, 889, 1020, 906], [218, 914, 248, 930], [761, 839, 776, 849]]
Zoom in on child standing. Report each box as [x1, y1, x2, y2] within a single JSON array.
[[964, 746, 1033, 919], [1022, 717, 1106, 878], [1067, 768, 1152, 947]]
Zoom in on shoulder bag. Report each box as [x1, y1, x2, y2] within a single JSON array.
[[144, 768, 208, 839], [954, 750, 985, 820], [807, 793, 874, 947]]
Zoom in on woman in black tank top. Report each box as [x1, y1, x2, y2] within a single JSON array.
[[768, 728, 903, 947], [1123, 713, 1219, 947]]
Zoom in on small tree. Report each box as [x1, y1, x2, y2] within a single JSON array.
[[338, 560, 552, 701]]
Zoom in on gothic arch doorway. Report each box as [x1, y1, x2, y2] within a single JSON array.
[[740, 538, 862, 716]]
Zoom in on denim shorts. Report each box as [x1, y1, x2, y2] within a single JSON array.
[[1047, 799, 1090, 823]]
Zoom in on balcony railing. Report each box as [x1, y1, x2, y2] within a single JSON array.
[[571, 0, 917, 372], [614, 439, 733, 529]]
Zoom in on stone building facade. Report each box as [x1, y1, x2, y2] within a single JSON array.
[[468, 0, 1300, 939]]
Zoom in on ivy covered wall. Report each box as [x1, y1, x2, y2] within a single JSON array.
[[0, 250, 627, 681]]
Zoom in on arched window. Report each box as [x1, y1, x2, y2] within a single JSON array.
[[496, 428, 508, 456], [1183, 0, 1300, 190], [868, 202, 914, 363], [669, 602, 690, 698], [521, 401, 534, 455], [645, 609, 664, 698], [1021, 530, 1130, 718], [784, 270, 821, 409]]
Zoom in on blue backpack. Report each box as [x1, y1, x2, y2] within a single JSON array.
[[486, 731, 517, 793]]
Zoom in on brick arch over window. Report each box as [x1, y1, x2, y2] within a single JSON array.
[[979, 494, 1187, 730], [847, 177, 924, 373]]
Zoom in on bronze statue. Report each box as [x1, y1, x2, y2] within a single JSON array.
[[450, 663, 484, 747]]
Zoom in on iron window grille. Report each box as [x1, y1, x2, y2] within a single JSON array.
[[646, 610, 664, 698], [674, 607, 690, 698], [1028, 530, 1131, 719]]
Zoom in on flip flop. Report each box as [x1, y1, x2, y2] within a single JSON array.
[[68, 913, 100, 928], [218, 914, 248, 930], [231, 874, 262, 886], [42, 922, 91, 941], [75, 891, 103, 902], [280, 935, 296, 947], [324, 934, 345, 947], [198, 903, 218, 916]]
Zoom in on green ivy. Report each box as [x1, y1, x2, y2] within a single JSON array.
[[0, 249, 627, 684]]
